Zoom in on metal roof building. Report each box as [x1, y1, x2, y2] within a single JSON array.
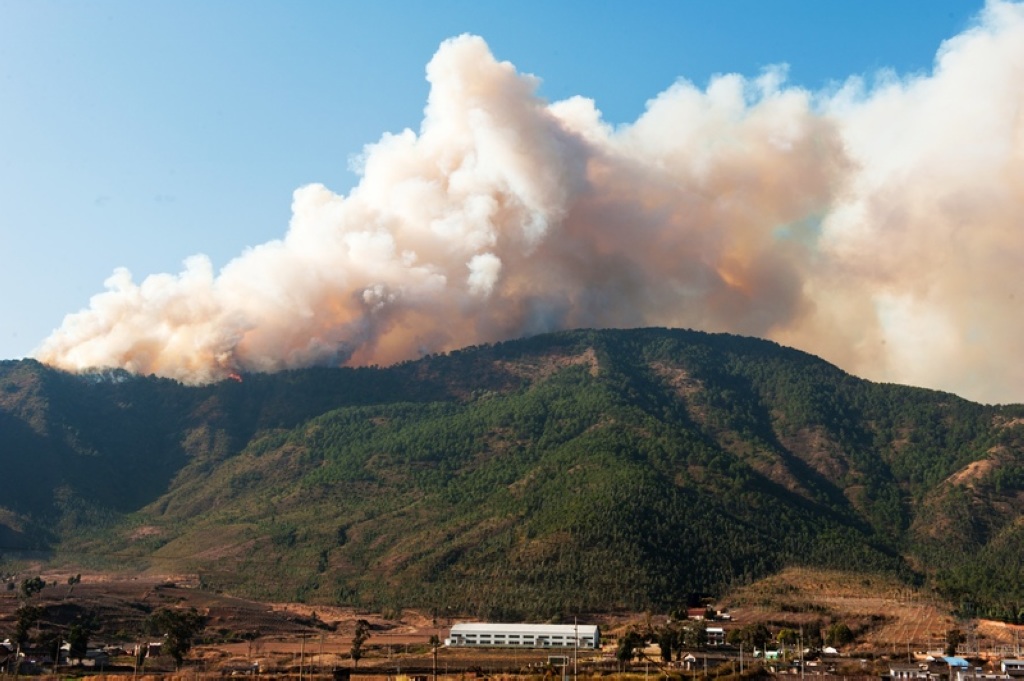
[[444, 623, 599, 649]]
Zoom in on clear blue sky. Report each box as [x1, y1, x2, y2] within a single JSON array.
[[0, 0, 984, 361]]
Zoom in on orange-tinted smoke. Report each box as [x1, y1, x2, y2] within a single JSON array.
[[35, 4, 1024, 404]]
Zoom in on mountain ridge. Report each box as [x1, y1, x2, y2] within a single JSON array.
[[2, 328, 1022, 620]]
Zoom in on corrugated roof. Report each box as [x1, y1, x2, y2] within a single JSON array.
[[449, 623, 598, 636]]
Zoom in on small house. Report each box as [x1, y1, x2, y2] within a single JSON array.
[[889, 663, 931, 680], [1002, 660, 1024, 676], [706, 627, 725, 646]]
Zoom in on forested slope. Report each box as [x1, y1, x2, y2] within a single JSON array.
[[1, 328, 1023, 620]]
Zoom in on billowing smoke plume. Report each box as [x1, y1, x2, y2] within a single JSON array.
[[36, 2, 1024, 404]]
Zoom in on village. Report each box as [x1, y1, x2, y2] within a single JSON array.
[[3, 578, 1024, 681]]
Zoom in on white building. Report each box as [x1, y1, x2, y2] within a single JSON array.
[[706, 627, 725, 646], [444, 623, 599, 649], [953, 671, 1009, 681], [889, 664, 933, 680], [1002, 660, 1024, 676]]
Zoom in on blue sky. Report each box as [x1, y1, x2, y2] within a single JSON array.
[[0, 0, 986, 362]]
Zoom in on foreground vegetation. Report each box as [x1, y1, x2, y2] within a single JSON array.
[[2, 328, 1024, 620]]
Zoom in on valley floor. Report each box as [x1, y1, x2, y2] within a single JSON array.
[[2, 568, 1022, 678]]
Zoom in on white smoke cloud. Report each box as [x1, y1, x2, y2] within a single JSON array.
[[35, 3, 1024, 404]]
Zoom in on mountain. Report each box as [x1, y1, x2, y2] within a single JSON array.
[[2, 328, 1023, 621]]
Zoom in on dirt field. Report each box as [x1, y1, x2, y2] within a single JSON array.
[[2, 566, 1021, 675], [0, 573, 624, 675]]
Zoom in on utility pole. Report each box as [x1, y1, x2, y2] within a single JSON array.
[[573, 617, 578, 681], [794, 626, 802, 679], [299, 635, 305, 681]]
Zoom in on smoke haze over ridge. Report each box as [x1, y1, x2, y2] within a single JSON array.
[[36, 2, 1024, 404]]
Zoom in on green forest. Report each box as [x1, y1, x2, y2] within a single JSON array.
[[1, 328, 1023, 621]]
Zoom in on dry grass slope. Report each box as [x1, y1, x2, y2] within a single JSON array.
[[719, 567, 1024, 654]]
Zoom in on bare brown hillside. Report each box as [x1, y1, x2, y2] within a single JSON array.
[[722, 567, 1023, 655]]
